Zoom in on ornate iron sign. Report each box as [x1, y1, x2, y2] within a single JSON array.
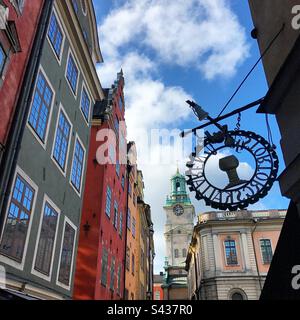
[[186, 129, 279, 211]]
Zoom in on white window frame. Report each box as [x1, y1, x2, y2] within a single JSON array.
[[26, 66, 55, 150], [79, 81, 91, 126], [65, 48, 80, 98], [0, 166, 38, 271], [31, 194, 61, 282], [69, 133, 86, 198], [51, 103, 73, 177], [56, 216, 77, 291], [46, 6, 66, 65]]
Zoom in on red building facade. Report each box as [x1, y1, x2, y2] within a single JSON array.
[[74, 71, 128, 300], [0, 0, 44, 160]]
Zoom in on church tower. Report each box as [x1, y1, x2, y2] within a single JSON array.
[[164, 169, 195, 268]]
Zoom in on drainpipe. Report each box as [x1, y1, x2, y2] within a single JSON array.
[[193, 250, 199, 300], [0, 0, 54, 231], [251, 219, 263, 292]]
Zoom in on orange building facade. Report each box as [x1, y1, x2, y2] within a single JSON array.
[[125, 142, 139, 300], [153, 273, 164, 300]]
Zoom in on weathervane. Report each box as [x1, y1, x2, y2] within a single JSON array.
[[182, 99, 279, 211]]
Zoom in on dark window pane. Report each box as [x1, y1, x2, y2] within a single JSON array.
[[117, 265, 121, 295], [34, 202, 58, 275], [110, 257, 115, 291], [0, 175, 35, 262], [105, 186, 112, 217], [101, 248, 108, 286], [260, 239, 273, 264], [113, 201, 118, 229], [58, 222, 75, 286], [0, 44, 6, 75], [72, 0, 78, 13], [232, 292, 244, 300]]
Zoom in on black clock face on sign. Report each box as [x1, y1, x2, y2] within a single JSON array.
[[173, 204, 184, 216], [186, 130, 279, 211]]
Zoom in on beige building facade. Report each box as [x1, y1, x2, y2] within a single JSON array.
[[186, 209, 286, 300]]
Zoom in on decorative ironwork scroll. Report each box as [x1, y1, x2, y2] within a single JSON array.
[[186, 130, 279, 211]]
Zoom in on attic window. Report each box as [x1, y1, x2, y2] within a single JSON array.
[[81, 0, 87, 15]]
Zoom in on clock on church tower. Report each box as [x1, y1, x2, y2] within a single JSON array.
[[164, 168, 195, 268]]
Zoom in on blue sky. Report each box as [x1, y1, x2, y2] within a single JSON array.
[[93, 0, 289, 273]]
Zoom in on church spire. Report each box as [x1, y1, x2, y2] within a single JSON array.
[[165, 169, 191, 206]]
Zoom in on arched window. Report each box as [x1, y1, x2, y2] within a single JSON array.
[[174, 249, 179, 258], [182, 249, 187, 258], [231, 292, 244, 300], [229, 289, 247, 300], [176, 181, 180, 192]]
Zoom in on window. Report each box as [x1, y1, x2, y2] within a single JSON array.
[[174, 249, 179, 258], [119, 212, 123, 238], [141, 249, 145, 272], [117, 265, 121, 295], [34, 202, 58, 276], [48, 12, 63, 59], [110, 257, 115, 291], [58, 221, 76, 287], [114, 117, 119, 134], [71, 138, 85, 194], [53, 109, 71, 172], [66, 53, 78, 94], [119, 96, 123, 111], [132, 254, 135, 275], [231, 292, 245, 300], [182, 249, 187, 258], [83, 30, 88, 42], [132, 217, 136, 238], [128, 183, 132, 197], [260, 239, 273, 264], [224, 240, 238, 265], [101, 248, 108, 286], [80, 86, 90, 122], [116, 160, 120, 177], [0, 174, 35, 262], [155, 291, 160, 300], [121, 175, 125, 190], [0, 44, 7, 76], [28, 71, 53, 143], [81, 0, 87, 15], [72, 0, 78, 13], [127, 209, 131, 230], [113, 201, 118, 229], [105, 186, 112, 218], [11, 0, 25, 14], [126, 247, 130, 271], [109, 144, 116, 163]]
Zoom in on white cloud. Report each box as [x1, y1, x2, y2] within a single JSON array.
[[99, 0, 249, 79]]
